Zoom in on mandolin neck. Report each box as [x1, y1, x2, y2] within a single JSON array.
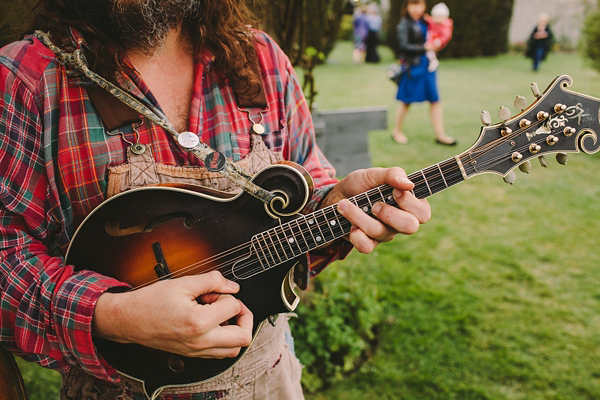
[[251, 157, 466, 267]]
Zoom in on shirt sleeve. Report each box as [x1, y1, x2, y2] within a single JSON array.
[[0, 60, 130, 382], [271, 36, 354, 275]]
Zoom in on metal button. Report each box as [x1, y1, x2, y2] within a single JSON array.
[[178, 131, 200, 148]]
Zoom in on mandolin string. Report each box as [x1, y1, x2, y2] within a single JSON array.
[[134, 158, 504, 290], [132, 205, 361, 290], [141, 126, 554, 289], [466, 111, 560, 158], [132, 116, 566, 290]]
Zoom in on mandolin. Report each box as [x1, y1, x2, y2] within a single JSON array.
[[64, 75, 600, 398]]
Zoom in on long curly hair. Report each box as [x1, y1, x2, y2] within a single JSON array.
[[26, 0, 261, 96]]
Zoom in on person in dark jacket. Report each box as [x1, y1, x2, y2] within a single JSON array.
[[392, 0, 455, 145], [526, 12, 554, 71]]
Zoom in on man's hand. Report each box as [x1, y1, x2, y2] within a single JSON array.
[[320, 167, 431, 254], [93, 271, 253, 359]]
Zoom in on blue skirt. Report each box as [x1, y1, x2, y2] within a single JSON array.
[[396, 55, 439, 104]]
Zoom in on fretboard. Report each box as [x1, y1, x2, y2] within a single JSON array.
[[251, 157, 465, 269]]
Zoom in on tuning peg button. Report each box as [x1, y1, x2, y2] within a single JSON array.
[[554, 103, 567, 113], [556, 153, 568, 165], [563, 127, 576, 137], [519, 160, 532, 173], [511, 152, 524, 162], [480, 110, 492, 126], [503, 171, 517, 185], [538, 155, 549, 168], [546, 135, 559, 145], [498, 106, 511, 122], [514, 96, 527, 111], [529, 144, 541, 154], [519, 119, 532, 128], [537, 111, 550, 120]]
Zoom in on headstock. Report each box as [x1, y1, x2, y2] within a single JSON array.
[[460, 75, 600, 184]]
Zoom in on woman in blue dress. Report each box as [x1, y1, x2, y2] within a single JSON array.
[[392, 0, 456, 145]]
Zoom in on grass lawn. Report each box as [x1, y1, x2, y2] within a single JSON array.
[[15, 42, 600, 399], [303, 42, 600, 399]]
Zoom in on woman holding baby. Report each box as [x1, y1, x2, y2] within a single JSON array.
[[392, 0, 456, 146]]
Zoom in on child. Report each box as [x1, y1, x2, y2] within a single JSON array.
[[425, 2, 453, 72]]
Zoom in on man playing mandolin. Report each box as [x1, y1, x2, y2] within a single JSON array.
[[0, 0, 430, 398]]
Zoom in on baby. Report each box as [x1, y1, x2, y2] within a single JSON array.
[[425, 2, 453, 72]]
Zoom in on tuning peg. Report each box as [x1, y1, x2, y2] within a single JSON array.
[[498, 106, 511, 122], [538, 155, 549, 168], [503, 171, 517, 185], [480, 110, 492, 126], [514, 96, 527, 111], [531, 82, 541, 98], [556, 153, 569, 165], [518, 160, 532, 173]]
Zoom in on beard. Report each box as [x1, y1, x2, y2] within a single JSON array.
[[78, 0, 200, 54]]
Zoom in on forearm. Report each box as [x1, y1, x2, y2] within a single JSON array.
[[0, 233, 129, 381]]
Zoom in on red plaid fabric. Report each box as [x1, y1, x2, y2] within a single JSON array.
[[0, 28, 351, 383]]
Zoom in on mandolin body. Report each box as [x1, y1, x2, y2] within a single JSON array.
[[65, 162, 313, 397]]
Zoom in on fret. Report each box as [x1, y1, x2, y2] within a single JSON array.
[[376, 186, 387, 203], [381, 186, 394, 204], [272, 225, 293, 261], [315, 209, 336, 242], [437, 163, 448, 188], [407, 158, 466, 200], [265, 230, 283, 264], [296, 217, 319, 249], [307, 214, 326, 247], [289, 219, 309, 253], [283, 223, 303, 255], [323, 207, 346, 238], [441, 158, 465, 187], [366, 190, 382, 211], [259, 232, 277, 266], [420, 170, 433, 196], [354, 195, 370, 214], [424, 165, 446, 195], [251, 236, 269, 270], [277, 225, 299, 257], [297, 218, 318, 250], [364, 192, 373, 208]]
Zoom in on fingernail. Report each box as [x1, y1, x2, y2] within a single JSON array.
[[228, 280, 240, 290], [393, 189, 403, 199], [372, 202, 381, 214], [398, 176, 412, 185], [338, 200, 348, 212]]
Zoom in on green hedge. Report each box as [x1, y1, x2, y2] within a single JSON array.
[[582, 5, 600, 72], [289, 263, 385, 392]]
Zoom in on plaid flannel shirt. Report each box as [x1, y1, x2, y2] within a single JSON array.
[[0, 28, 352, 383]]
